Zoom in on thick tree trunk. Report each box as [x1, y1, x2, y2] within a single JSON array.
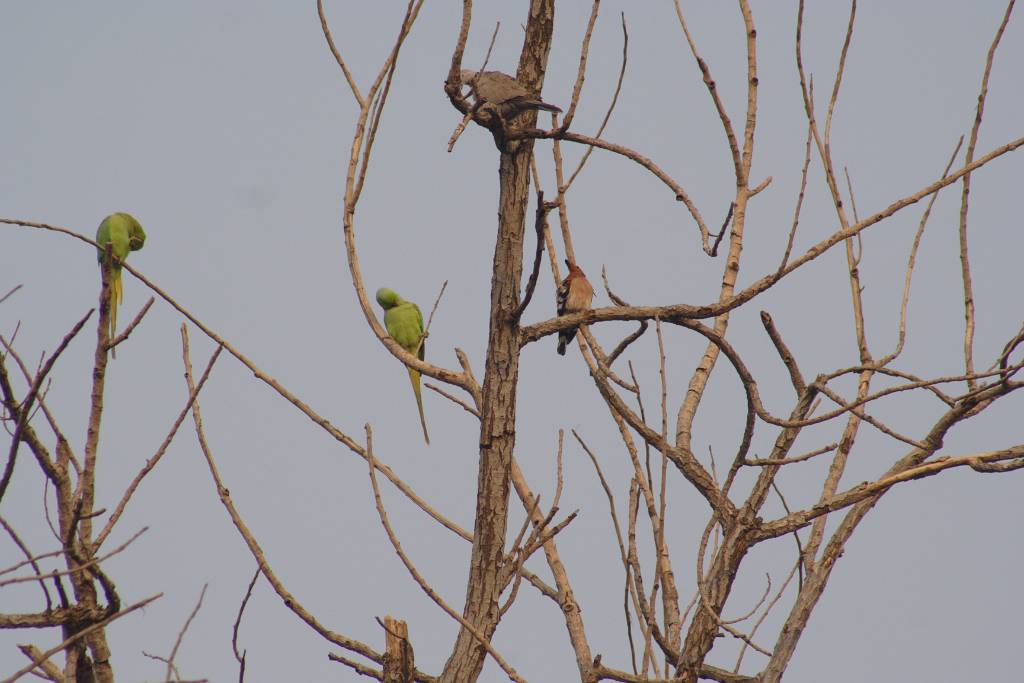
[[676, 528, 751, 682], [439, 149, 530, 683], [438, 3, 555, 681]]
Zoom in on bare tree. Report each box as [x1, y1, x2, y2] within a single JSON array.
[[3, 2, 1022, 682], [0, 246, 192, 681]]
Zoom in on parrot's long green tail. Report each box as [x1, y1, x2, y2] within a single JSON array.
[[407, 367, 430, 445], [110, 271, 123, 359]]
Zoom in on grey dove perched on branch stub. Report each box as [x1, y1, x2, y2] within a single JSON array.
[[460, 70, 563, 117]]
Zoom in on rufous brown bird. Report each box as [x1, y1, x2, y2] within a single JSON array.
[[556, 259, 595, 356]]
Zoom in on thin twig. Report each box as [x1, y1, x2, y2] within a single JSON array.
[[317, 0, 364, 106], [424, 383, 480, 418], [351, 0, 425, 207], [958, 0, 1016, 389], [877, 136, 964, 366], [743, 443, 837, 467], [559, 0, 602, 131], [164, 584, 208, 682], [759, 311, 805, 395], [770, 480, 806, 587], [106, 297, 154, 353], [0, 285, 22, 305], [607, 322, 647, 368], [0, 516, 52, 610], [181, 326, 388, 668], [709, 203, 734, 258], [778, 114, 814, 272], [0, 526, 147, 589], [516, 133, 1024, 344], [653, 319, 680, 649], [2, 310, 93, 505], [564, 13, 629, 192], [733, 560, 799, 672], [95, 343, 222, 548], [600, 266, 630, 307], [757, 443, 1024, 540], [513, 190, 548, 320], [671, 0, 741, 174], [499, 495, 541, 616], [514, 129, 711, 252], [572, 429, 646, 674], [721, 574, 771, 626], [328, 653, 385, 682], [0, 338, 76, 476], [414, 280, 448, 359], [232, 568, 259, 683]]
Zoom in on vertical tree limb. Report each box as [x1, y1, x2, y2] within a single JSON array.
[[439, 3, 556, 681]]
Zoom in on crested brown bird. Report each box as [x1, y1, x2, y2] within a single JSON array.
[[556, 260, 595, 356]]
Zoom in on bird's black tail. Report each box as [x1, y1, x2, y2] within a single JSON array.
[[557, 328, 575, 356], [535, 101, 563, 113]]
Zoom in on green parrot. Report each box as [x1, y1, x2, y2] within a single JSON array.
[[95, 212, 146, 356], [375, 287, 430, 445]]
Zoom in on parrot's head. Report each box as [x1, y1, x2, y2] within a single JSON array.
[[121, 213, 146, 252], [460, 69, 478, 86], [375, 287, 402, 310]]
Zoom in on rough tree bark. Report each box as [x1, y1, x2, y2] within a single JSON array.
[[438, 2, 556, 681]]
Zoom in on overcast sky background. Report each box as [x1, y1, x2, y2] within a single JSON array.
[[2, 2, 1022, 681]]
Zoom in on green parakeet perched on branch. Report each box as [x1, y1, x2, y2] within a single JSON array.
[[96, 212, 146, 356], [376, 287, 430, 445]]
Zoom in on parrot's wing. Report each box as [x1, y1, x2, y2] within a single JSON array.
[[112, 215, 133, 259], [383, 303, 422, 353], [412, 303, 425, 359], [382, 308, 398, 339], [95, 220, 111, 263]]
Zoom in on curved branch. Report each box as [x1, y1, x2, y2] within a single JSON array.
[[1, 220, 477, 538], [444, 0, 474, 109], [517, 132, 1024, 343], [958, 0, 1017, 389], [320, 3, 482, 408], [515, 129, 712, 252], [563, 13, 629, 194], [182, 332, 387, 669], [757, 443, 1024, 541]]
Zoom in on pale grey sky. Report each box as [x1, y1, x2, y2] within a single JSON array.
[[2, 2, 1022, 682]]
